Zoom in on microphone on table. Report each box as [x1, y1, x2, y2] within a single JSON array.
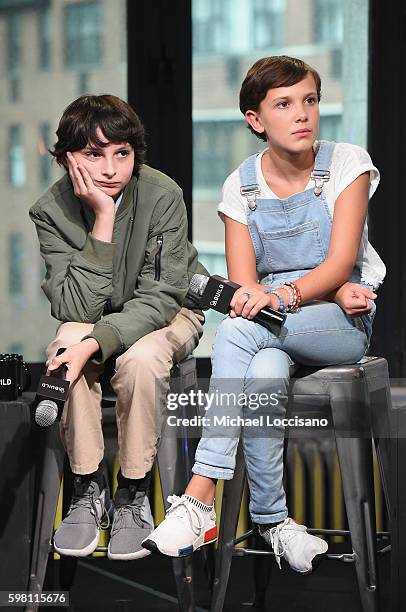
[[34, 348, 70, 427], [187, 274, 286, 332]]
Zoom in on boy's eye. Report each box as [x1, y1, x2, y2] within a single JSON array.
[[117, 149, 130, 157]]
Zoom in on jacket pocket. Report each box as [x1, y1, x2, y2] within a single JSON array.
[[151, 234, 163, 281], [259, 220, 325, 272]]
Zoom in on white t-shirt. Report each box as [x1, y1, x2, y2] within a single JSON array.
[[218, 142, 386, 289]]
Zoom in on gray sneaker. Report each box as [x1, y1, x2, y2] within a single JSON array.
[[53, 477, 110, 557], [108, 487, 154, 560]]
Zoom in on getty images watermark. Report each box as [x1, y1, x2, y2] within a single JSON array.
[[165, 388, 329, 431]]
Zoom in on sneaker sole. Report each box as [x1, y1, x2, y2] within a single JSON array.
[[107, 546, 152, 561], [54, 531, 100, 558], [298, 551, 328, 575], [142, 526, 217, 558]]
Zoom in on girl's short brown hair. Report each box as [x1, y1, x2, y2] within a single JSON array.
[[239, 56, 322, 142], [50, 94, 147, 175]]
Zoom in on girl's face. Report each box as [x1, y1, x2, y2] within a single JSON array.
[[245, 73, 320, 154]]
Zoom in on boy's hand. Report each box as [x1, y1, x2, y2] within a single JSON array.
[[67, 152, 115, 216], [47, 338, 100, 384], [333, 282, 377, 316]]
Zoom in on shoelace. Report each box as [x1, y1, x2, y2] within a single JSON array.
[[67, 486, 110, 530], [166, 495, 204, 537], [268, 520, 298, 570], [111, 502, 145, 536]]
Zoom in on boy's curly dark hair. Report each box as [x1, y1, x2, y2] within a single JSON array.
[[50, 94, 146, 175]]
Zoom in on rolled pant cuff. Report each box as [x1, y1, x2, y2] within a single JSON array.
[[251, 510, 288, 525], [69, 458, 103, 476], [120, 466, 152, 479], [192, 462, 234, 481]]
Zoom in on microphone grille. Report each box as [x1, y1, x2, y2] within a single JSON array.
[[35, 399, 58, 427], [189, 274, 208, 297]]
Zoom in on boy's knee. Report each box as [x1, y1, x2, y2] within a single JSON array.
[[46, 322, 95, 358], [115, 342, 172, 381]]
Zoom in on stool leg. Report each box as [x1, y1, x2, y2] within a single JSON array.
[[330, 386, 380, 612], [157, 423, 194, 612], [26, 424, 65, 612], [211, 443, 246, 612], [252, 528, 273, 608], [58, 466, 78, 591], [370, 382, 393, 517]]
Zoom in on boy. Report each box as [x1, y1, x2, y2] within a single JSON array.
[[30, 94, 206, 560]]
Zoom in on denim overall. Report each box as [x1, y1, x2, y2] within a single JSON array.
[[193, 141, 374, 524]]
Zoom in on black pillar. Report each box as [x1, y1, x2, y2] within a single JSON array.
[[368, 0, 406, 376], [126, 0, 193, 238]]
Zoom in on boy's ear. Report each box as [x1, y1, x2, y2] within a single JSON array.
[[245, 110, 265, 135]]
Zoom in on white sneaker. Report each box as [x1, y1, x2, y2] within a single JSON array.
[[142, 494, 217, 557], [259, 517, 328, 574]]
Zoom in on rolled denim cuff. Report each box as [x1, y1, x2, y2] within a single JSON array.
[[192, 462, 234, 481], [250, 509, 288, 525]]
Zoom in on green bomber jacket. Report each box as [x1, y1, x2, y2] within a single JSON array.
[[29, 165, 208, 362]]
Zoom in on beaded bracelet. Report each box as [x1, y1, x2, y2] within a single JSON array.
[[283, 281, 302, 312], [281, 283, 295, 310], [263, 288, 286, 312]]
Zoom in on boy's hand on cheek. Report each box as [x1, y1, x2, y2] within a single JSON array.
[[67, 152, 116, 217]]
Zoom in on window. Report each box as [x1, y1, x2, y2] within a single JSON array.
[[319, 114, 342, 142], [194, 122, 234, 192], [193, 0, 228, 55], [38, 122, 51, 185], [8, 234, 23, 298], [7, 12, 21, 74], [193, 0, 367, 355], [64, 1, 103, 68], [252, 0, 285, 49], [314, 0, 343, 45], [194, 119, 260, 193], [8, 125, 26, 188], [38, 8, 51, 69]]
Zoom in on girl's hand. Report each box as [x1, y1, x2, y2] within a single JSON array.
[[67, 152, 116, 216], [47, 338, 100, 384], [333, 282, 377, 316], [230, 285, 282, 319]]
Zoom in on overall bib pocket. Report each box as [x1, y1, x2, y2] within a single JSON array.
[[259, 220, 325, 272]]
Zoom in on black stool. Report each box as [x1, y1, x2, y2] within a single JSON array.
[[26, 356, 199, 612], [211, 356, 392, 612]]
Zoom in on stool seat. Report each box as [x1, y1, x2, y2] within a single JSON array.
[[211, 356, 392, 612]]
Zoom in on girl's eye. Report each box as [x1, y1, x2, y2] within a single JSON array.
[[276, 101, 289, 109], [306, 97, 317, 104]]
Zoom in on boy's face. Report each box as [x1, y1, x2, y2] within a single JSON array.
[[69, 128, 135, 200], [245, 73, 320, 153]]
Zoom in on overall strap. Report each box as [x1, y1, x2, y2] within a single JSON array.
[[311, 140, 336, 196], [238, 153, 261, 211]]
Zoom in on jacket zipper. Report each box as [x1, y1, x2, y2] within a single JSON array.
[[154, 234, 163, 281]]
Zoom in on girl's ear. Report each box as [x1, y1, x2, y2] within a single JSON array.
[[245, 110, 265, 136]]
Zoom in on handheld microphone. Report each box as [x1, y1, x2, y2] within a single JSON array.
[[188, 274, 286, 332], [34, 348, 70, 427]]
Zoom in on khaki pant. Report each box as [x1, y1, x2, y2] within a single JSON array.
[[46, 308, 203, 479]]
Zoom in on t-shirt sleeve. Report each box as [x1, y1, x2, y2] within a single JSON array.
[[333, 143, 380, 201], [217, 169, 248, 225]]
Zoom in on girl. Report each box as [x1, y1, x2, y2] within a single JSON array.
[[142, 56, 385, 573]]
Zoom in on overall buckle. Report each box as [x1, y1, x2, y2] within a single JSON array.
[[240, 184, 260, 210], [310, 170, 330, 196]]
